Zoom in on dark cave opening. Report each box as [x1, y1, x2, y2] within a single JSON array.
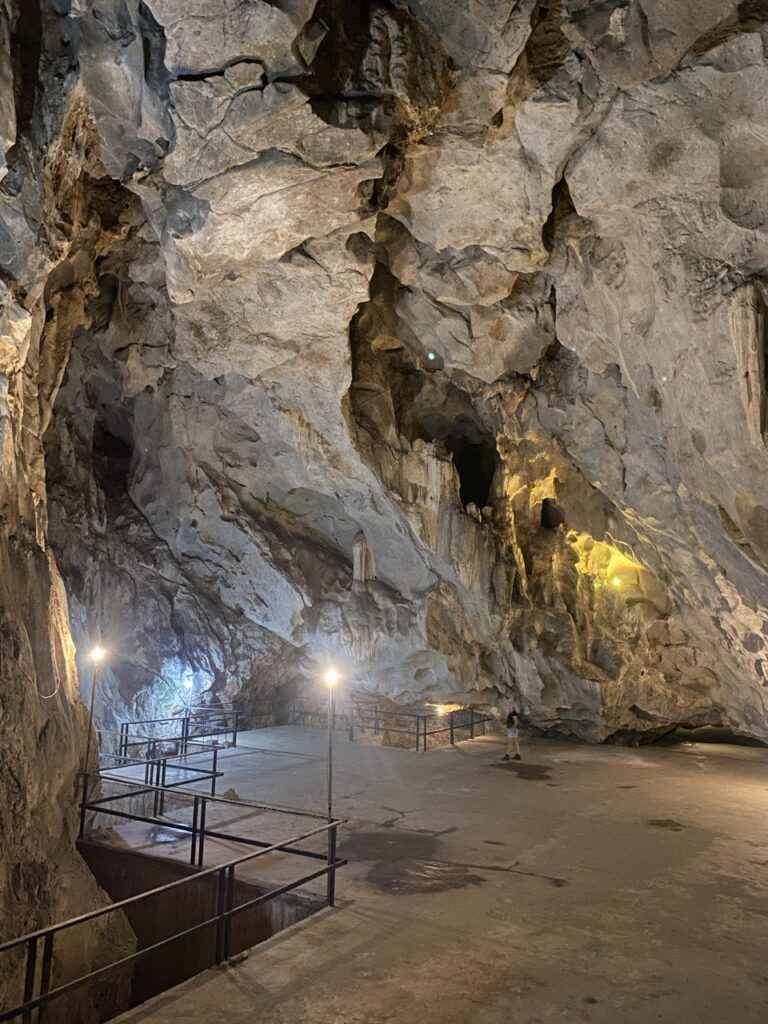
[[92, 418, 133, 499], [444, 433, 499, 510], [540, 497, 565, 529], [9, 0, 42, 146]]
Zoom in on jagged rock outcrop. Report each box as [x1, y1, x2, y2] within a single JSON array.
[[5, 0, 768, 878], [0, 1, 132, 1014]]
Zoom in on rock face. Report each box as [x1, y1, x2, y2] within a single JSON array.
[[4, 1, 768, 889], [0, 1, 132, 1013]]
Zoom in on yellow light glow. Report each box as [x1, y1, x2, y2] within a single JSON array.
[[89, 645, 107, 664], [612, 576, 621, 588], [324, 667, 340, 687], [426, 702, 463, 716]]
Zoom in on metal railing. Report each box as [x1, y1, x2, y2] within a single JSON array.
[[0, 776, 345, 1023], [116, 708, 242, 759], [286, 697, 493, 752], [98, 738, 223, 799]]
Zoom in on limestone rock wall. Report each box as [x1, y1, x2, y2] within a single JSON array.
[[7, 0, 768, 772], [0, 1, 132, 1014]]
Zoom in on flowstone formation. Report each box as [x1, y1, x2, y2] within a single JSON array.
[[3, 0, 768, 859]]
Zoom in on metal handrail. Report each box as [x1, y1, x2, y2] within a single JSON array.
[[0, 775, 346, 1024], [85, 771, 326, 820], [0, 817, 340, 956], [286, 698, 494, 751]]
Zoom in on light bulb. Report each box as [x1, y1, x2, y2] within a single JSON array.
[[324, 667, 340, 687], [89, 645, 107, 664], [427, 351, 436, 361]]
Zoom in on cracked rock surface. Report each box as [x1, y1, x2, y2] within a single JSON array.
[[5, 3, 768, 958]]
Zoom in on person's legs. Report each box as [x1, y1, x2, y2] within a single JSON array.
[[513, 735, 521, 760], [503, 733, 512, 759]]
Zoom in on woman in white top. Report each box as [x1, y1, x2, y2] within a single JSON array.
[[503, 708, 521, 760]]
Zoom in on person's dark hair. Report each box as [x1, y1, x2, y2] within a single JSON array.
[[506, 709, 518, 727]]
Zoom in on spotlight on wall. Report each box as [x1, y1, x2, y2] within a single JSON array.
[[612, 576, 621, 588], [182, 672, 194, 690], [324, 667, 340, 687], [427, 351, 436, 362], [88, 645, 107, 664]]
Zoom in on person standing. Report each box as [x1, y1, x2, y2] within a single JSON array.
[[503, 708, 521, 760]]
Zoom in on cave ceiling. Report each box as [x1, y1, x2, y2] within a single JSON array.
[[4, 0, 768, 742]]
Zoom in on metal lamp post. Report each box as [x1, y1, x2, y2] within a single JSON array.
[[323, 667, 340, 821], [83, 644, 107, 774]]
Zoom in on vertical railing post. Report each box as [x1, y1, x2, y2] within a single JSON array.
[[470, 710, 475, 740], [450, 711, 455, 745], [211, 747, 218, 797], [190, 796, 200, 865], [348, 705, 354, 742], [232, 711, 239, 748], [181, 715, 189, 756], [22, 936, 37, 1024], [223, 865, 235, 960], [374, 708, 380, 736], [79, 773, 89, 839], [37, 931, 54, 1024], [326, 823, 337, 907], [197, 798, 207, 867], [159, 758, 167, 816], [215, 867, 227, 964]]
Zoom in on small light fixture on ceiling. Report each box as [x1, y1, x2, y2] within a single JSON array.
[[427, 351, 436, 362]]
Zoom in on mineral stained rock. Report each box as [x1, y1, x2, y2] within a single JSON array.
[[5, 3, 768, 900]]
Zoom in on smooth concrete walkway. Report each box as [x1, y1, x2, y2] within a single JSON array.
[[114, 727, 768, 1023]]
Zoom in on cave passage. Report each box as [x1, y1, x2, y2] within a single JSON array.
[[540, 498, 565, 529], [92, 419, 133, 497], [444, 434, 498, 509]]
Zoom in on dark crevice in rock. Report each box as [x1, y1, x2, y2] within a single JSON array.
[[541, 498, 565, 529], [542, 175, 576, 253], [445, 432, 499, 510], [173, 57, 266, 85], [137, 1, 171, 102], [299, 0, 373, 102], [688, 0, 768, 60], [525, 0, 570, 87], [9, 0, 42, 143], [92, 417, 134, 501]]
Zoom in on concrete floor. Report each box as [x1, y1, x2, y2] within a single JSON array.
[[113, 726, 768, 1024]]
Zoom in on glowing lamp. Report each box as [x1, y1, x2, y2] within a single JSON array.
[[324, 667, 340, 687], [612, 577, 621, 588], [427, 351, 436, 361], [88, 645, 107, 664], [182, 673, 194, 690]]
